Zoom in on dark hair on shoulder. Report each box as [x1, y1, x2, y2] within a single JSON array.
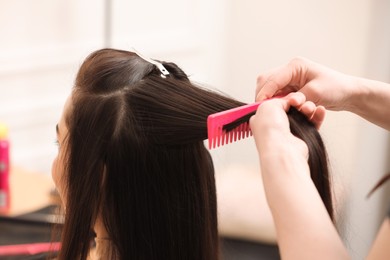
[[57, 48, 333, 259]]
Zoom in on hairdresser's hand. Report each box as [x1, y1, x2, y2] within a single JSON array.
[[281, 92, 325, 129], [250, 97, 350, 260], [256, 57, 356, 112], [250, 97, 310, 178]]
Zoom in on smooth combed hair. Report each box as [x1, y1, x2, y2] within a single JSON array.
[[287, 107, 333, 219], [57, 48, 333, 260]]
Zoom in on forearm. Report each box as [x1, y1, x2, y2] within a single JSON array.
[[260, 150, 349, 260], [347, 77, 390, 131], [250, 97, 350, 259], [366, 219, 390, 260]]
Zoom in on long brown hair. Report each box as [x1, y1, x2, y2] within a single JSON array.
[[288, 107, 333, 220], [57, 48, 333, 259]]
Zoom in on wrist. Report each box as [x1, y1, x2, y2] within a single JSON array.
[[259, 142, 310, 179], [346, 76, 372, 114]]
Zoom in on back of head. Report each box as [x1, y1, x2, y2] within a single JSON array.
[[59, 48, 243, 260]]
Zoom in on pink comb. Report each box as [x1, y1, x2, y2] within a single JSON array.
[[207, 102, 262, 149]]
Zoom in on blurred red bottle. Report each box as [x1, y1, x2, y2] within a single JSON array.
[[0, 123, 10, 213]]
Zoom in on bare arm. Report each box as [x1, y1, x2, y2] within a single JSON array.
[[256, 57, 390, 131], [250, 97, 349, 260], [348, 77, 390, 130], [367, 219, 390, 260]]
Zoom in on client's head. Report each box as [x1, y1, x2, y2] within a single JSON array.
[[52, 48, 333, 260], [52, 48, 243, 260]]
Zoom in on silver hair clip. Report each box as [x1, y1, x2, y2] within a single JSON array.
[[132, 48, 170, 78]]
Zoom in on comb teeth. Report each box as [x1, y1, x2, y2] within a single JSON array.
[[207, 122, 253, 149], [207, 102, 261, 149]]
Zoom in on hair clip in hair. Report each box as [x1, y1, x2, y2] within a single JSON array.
[[132, 48, 170, 78]]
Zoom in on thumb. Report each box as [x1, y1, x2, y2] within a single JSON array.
[[256, 79, 281, 101]]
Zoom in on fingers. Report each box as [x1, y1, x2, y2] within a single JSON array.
[[250, 98, 310, 165], [250, 98, 290, 137], [256, 66, 292, 101], [256, 57, 311, 102], [254, 92, 326, 131], [256, 77, 281, 101], [284, 92, 306, 107], [299, 101, 316, 116], [310, 106, 326, 130], [282, 92, 326, 129]]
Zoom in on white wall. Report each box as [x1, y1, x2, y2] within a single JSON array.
[[0, 0, 105, 173]]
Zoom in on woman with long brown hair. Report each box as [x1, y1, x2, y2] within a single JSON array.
[[52, 49, 333, 259]]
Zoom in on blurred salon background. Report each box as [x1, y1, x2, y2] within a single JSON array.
[[1, 0, 389, 259]]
